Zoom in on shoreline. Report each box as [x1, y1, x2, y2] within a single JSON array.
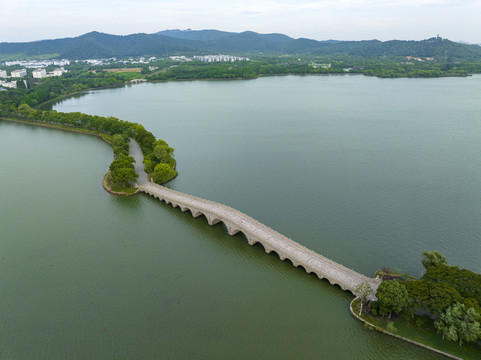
[[349, 298, 464, 360], [102, 172, 140, 196]]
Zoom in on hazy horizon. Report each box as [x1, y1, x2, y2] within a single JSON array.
[[1, 1, 480, 44]]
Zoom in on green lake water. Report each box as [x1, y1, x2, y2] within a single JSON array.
[[1, 75, 481, 359]]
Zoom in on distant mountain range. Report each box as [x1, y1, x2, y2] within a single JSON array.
[[1, 29, 481, 61]]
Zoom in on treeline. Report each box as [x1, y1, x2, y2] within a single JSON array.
[[109, 134, 138, 188], [12, 104, 176, 186], [363, 62, 473, 78], [147, 60, 345, 81], [360, 251, 481, 348], [145, 58, 481, 81]]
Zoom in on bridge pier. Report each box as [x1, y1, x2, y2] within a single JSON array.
[[204, 213, 221, 226], [245, 235, 258, 246], [223, 222, 241, 236]]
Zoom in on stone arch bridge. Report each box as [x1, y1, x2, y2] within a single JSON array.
[[129, 139, 379, 296], [138, 182, 379, 296]]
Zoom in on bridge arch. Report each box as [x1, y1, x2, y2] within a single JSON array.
[[245, 234, 258, 246], [222, 221, 242, 236]]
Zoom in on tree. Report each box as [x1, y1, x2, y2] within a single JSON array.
[[110, 155, 135, 172], [376, 280, 409, 318], [109, 154, 138, 187], [152, 139, 175, 165], [355, 282, 375, 316], [110, 166, 138, 186], [111, 134, 129, 157], [152, 163, 177, 184], [406, 280, 462, 315], [435, 303, 481, 346], [422, 265, 481, 307], [422, 250, 447, 269]]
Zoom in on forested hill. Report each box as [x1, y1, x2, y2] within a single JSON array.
[[1, 30, 481, 61]]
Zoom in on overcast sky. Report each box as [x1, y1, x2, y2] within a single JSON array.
[[1, 0, 480, 43]]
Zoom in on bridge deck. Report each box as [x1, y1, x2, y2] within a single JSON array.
[[138, 182, 379, 295]]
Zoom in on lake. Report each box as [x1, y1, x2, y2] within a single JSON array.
[[2, 75, 480, 359]]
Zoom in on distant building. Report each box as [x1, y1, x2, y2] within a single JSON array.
[[310, 63, 331, 69], [52, 67, 66, 76], [193, 54, 249, 63], [11, 69, 27, 78], [0, 70, 7, 78], [406, 56, 424, 62], [5, 59, 70, 68], [0, 80, 17, 89], [32, 68, 47, 78], [170, 56, 192, 62]]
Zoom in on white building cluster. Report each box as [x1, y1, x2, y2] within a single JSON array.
[[11, 69, 28, 78], [32, 67, 68, 78], [169, 56, 192, 62], [0, 80, 18, 89], [0, 66, 68, 88], [193, 55, 249, 63], [5, 59, 70, 68]]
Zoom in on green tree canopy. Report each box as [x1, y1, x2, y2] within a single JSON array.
[[110, 166, 138, 186], [152, 139, 175, 165], [152, 163, 177, 184], [109, 154, 138, 187], [435, 303, 481, 346], [422, 250, 447, 269], [376, 280, 410, 318], [406, 280, 462, 315], [111, 134, 130, 157], [422, 265, 481, 307]]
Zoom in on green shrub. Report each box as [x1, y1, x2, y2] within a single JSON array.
[[371, 308, 378, 316], [415, 317, 425, 328], [386, 322, 397, 333], [370, 301, 379, 310]]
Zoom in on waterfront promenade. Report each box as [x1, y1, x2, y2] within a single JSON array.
[[130, 139, 380, 296]]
